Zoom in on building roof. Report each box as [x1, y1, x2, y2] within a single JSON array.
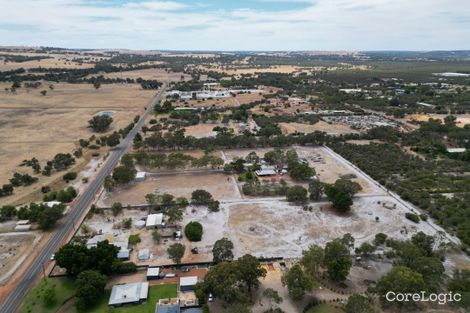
[[447, 148, 466, 153], [179, 276, 198, 287], [147, 267, 160, 277], [108, 282, 149, 305], [135, 171, 146, 179], [183, 309, 203, 313], [156, 303, 180, 313], [117, 249, 130, 259], [146, 213, 163, 227], [138, 249, 150, 260]]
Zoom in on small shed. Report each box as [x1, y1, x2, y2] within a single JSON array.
[[179, 276, 198, 292], [138, 249, 150, 261], [117, 249, 130, 260], [146, 267, 161, 280], [146, 213, 163, 229], [135, 171, 146, 182]]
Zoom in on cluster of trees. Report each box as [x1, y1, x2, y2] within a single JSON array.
[[195, 254, 267, 307], [9, 172, 38, 187], [55, 240, 136, 311], [108, 154, 136, 187], [43, 186, 77, 203], [332, 141, 470, 247], [133, 151, 223, 170], [14, 202, 66, 230], [191, 189, 220, 212], [88, 115, 113, 133]]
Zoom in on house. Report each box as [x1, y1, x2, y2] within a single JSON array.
[[147, 267, 162, 280], [108, 282, 149, 306], [146, 213, 164, 229], [179, 276, 198, 292], [117, 249, 130, 260], [255, 165, 277, 177], [135, 171, 146, 182]]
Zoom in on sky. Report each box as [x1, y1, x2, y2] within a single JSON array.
[[0, 0, 469, 51]]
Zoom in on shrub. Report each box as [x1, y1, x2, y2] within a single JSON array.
[[405, 212, 420, 223], [62, 172, 77, 182], [185, 221, 203, 241]]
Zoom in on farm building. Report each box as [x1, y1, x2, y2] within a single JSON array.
[[135, 171, 146, 182], [146, 267, 162, 280], [108, 282, 149, 306], [146, 213, 164, 229], [179, 276, 198, 292]]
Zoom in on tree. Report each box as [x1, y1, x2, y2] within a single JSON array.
[[167, 207, 183, 224], [38, 204, 65, 230], [289, 163, 315, 181], [75, 270, 107, 311], [236, 254, 267, 292], [300, 245, 324, 275], [106, 132, 121, 147], [333, 179, 362, 196], [88, 115, 113, 132], [281, 264, 314, 301], [167, 243, 185, 264], [308, 180, 324, 201], [355, 242, 375, 257], [325, 185, 353, 212], [191, 189, 214, 205], [447, 269, 470, 309], [374, 266, 427, 309], [324, 238, 352, 282], [112, 165, 135, 185], [55, 243, 90, 277], [40, 90, 47, 96], [185, 221, 203, 241], [345, 294, 375, 313], [152, 229, 161, 243], [411, 231, 434, 257], [62, 172, 77, 182], [111, 202, 123, 216], [286, 186, 308, 203], [263, 288, 283, 310], [202, 262, 245, 303], [212, 237, 234, 263], [93, 81, 101, 90]]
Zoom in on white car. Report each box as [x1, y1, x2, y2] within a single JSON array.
[[208, 293, 214, 302], [50, 254, 55, 261]]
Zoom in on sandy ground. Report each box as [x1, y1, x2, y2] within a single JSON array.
[[93, 68, 191, 82], [0, 55, 95, 70], [0, 83, 155, 204], [408, 113, 470, 128], [184, 123, 218, 138], [172, 92, 263, 108], [0, 232, 42, 284], [279, 121, 359, 136]]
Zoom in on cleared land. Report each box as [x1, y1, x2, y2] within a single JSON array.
[[408, 113, 470, 127], [0, 83, 156, 205], [94, 68, 191, 82], [279, 121, 359, 136]]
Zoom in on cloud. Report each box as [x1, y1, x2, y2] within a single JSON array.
[[0, 0, 468, 50]]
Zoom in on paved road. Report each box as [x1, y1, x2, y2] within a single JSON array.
[[0, 85, 166, 313]]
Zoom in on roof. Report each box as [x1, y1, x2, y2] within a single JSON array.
[[147, 267, 160, 277], [255, 169, 277, 176], [117, 249, 130, 259], [108, 282, 149, 305], [179, 276, 198, 287], [138, 249, 150, 260], [146, 213, 163, 227], [447, 148, 466, 153], [184, 309, 202, 313], [135, 171, 146, 179], [156, 303, 180, 313]]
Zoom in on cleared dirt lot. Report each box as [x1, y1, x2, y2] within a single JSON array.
[[0, 232, 41, 284], [408, 113, 470, 127], [100, 171, 241, 207], [279, 121, 359, 136], [0, 83, 156, 204], [94, 68, 191, 82]]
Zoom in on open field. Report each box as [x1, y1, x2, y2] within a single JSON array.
[[0, 83, 156, 205], [279, 121, 359, 136], [0, 53, 96, 70], [171, 92, 263, 108], [408, 113, 470, 127], [93, 68, 191, 82], [0, 232, 41, 284]]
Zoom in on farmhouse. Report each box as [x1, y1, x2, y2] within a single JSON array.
[[146, 213, 164, 229], [255, 165, 277, 177], [108, 282, 149, 306]]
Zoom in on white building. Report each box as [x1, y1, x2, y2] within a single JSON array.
[[146, 213, 164, 229], [135, 171, 146, 182], [108, 282, 149, 306], [180, 276, 198, 292]]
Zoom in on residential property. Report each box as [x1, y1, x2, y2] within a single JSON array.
[[255, 165, 277, 177], [146, 213, 164, 229], [156, 299, 180, 313], [108, 282, 149, 306]]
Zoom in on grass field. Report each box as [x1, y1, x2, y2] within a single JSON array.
[[19, 277, 76, 313], [88, 283, 177, 313]]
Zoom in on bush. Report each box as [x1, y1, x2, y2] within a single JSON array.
[[62, 172, 77, 182], [208, 201, 220, 212], [405, 212, 420, 223], [286, 186, 308, 203], [112, 261, 137, 274], [185, 221, 203, 241]]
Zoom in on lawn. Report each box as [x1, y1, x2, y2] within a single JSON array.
[[306, 304, 345, 313], [19, 277, 77, 313], [88, 283, 178, 313]]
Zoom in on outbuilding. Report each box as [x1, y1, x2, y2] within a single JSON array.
[[179, 276, 198, 292], [146, 267, 162, 280], [146, 213, 164, 229], [135, 171, 146, 182]]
